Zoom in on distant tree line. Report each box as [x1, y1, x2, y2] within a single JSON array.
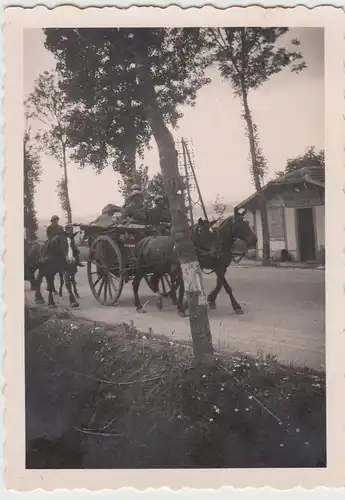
[[24, 124, 41, 241]]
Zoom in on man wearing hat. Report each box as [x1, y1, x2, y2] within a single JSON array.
[[122, 187, 147, 224], [149, 194, 171, 230], [123, 185, 141, 208], [46, 215, 65, 240]]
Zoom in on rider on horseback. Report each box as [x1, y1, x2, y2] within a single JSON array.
[[46, 215, 64, 240], [46, 215, 84, 267]]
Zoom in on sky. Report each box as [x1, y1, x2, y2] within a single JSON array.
[[23, 28, 324, 222]]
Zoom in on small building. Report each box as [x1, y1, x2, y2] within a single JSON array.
[[236, 166, 325, 263]]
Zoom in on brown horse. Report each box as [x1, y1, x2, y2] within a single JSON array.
[[132, 218, 219, 317], [25, 231, 80, 308], [201, 208, 258, 313]]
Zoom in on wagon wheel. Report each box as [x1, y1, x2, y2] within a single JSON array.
[[87, 235, 124, 306], [145, 273, 175, 298], [159, 273, 176, 297], [233, 252, 245, 264]]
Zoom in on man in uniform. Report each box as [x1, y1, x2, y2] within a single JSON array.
[[46, 215, 64, 240], [122, 188, 147, 224], [148, 194, 171, 232], [123, 185, 141, 209]]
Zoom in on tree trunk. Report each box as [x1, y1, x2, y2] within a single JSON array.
[[135, 46, 214, 367], [241, 90, 271, 265], [62, 143, 73, 224]]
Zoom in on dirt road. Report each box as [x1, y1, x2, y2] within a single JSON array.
[[25, 265, 325, 370]]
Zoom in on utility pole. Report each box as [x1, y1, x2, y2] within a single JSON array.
[[176, 137, 208, 225]]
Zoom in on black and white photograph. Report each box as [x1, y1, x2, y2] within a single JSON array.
[[3, 4, 345, 491]]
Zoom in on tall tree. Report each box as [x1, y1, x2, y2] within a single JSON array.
[[44, 28, 210, 188], [26, 71, 75, 223], [277, 146, 325, 177], [24, 123, 41, 241], [45, 28, 215, 366], [206, 28, 306, 265]]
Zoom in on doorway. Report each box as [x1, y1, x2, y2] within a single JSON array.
[[296, 207, 316, 262]]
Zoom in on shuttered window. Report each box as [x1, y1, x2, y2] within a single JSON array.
[[268, 206, 285, 240]]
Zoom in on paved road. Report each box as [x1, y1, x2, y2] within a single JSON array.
[[25, 265, 325, 370]]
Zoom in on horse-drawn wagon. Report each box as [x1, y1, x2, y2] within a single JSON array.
[[78, 221, 173, 306]]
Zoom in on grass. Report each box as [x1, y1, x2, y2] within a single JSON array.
[[25, 304, 326, 469]]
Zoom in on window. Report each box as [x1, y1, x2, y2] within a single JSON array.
[[268, 206, 285, 240]]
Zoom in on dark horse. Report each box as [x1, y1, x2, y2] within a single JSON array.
[[132, 218, 219, 317], [51, 227, 80, 299], [25, 231, 80, 308], [200, 208, 257, 313]]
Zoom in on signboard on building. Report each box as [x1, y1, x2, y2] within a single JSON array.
[[283, 190, 322, 208], [267, 199, 284, 208]]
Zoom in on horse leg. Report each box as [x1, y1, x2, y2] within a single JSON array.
[[64, 271, 79, 308], [168, 275, 178, 306], [46, 274, 57, 307], [29, 269, 37, 291], [34, 269, 45, 304], [207, 270, 224, 309], [150, 272, 165, 307], [72, 273, 80, 299], [133, 268, 145, 313], [222, 275, 243, 314], [150, 274, 163, 310], [59, 273, 64, 297], [58, 272, 64, 297], [26, 263, 37, 291], [47, 275, 57, 294]]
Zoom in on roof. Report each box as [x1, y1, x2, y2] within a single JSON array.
[[237, 165, 325, 210], [273, 165, 325, 186]]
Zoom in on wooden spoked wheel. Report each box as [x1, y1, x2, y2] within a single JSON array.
[[159, 273, 174, 297], [87, 235, 124, 306], [145, 272, 175, 298], [232, 252, 245, 264]]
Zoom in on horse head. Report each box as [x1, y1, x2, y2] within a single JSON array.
[[49, 229, 77, 264], [233, 207, 257, 248], [191, 218, 220, 258], [64, 226, 80, 264], [218, 208, 257, 250]]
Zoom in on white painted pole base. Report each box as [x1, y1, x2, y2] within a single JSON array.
[[180, 261, 207, 307]]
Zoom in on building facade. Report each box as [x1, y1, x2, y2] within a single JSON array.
[[237, 166, 325, 263]]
